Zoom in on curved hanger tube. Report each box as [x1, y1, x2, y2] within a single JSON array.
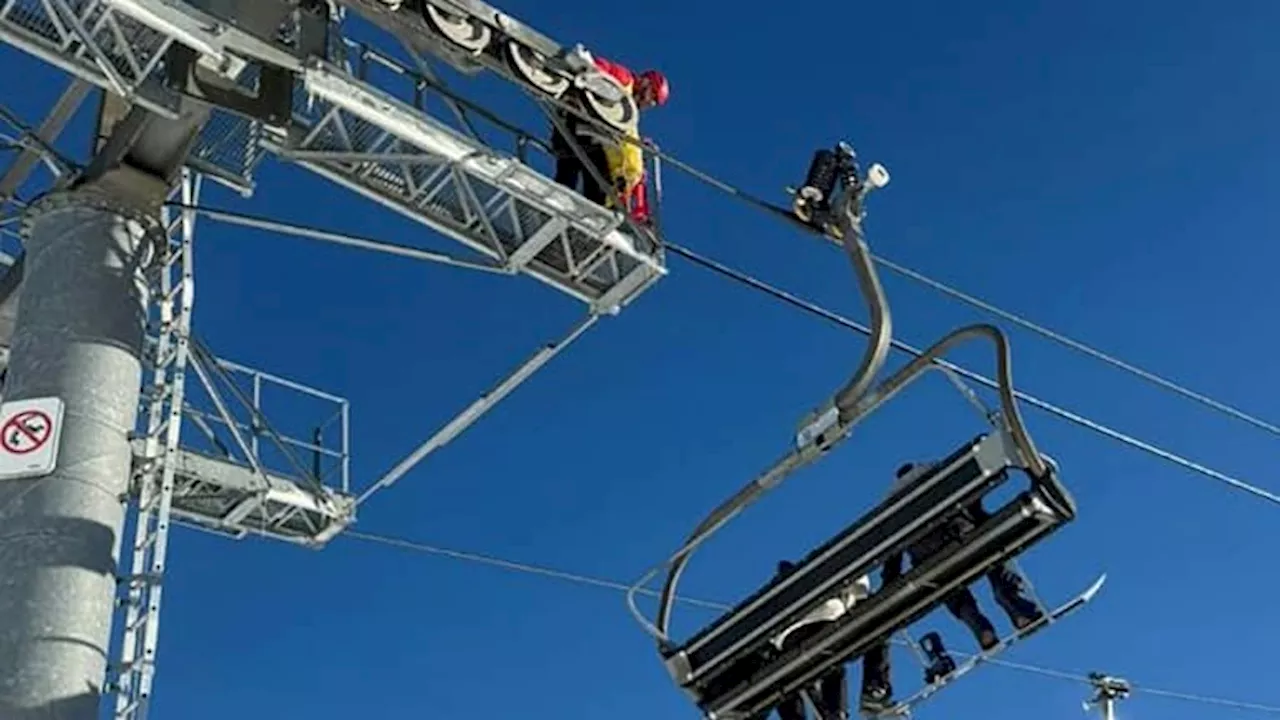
[[831, 192, 893, 418], [632, 322, 1046, 646], [639, 186, 894, 643]]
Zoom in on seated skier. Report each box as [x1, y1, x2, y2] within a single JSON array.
[[859, 461, 1045, 713], [736, 561, 870, 720], [550, 45, 669, 225]]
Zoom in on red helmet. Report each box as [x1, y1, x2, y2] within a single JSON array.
[[637, 69, 670, 107]]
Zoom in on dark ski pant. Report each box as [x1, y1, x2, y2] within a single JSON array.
[[887, 543, 1026, 637], [550, 112, 611, 206], [862, 512, 1035, 694]]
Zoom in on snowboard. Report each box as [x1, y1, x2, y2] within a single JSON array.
[[865, 573, 1108, 719]]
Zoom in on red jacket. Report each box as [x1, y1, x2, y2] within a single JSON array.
[[593, 56, 635, 93]]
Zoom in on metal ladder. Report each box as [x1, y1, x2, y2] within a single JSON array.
[[111, 168, 200, 720]]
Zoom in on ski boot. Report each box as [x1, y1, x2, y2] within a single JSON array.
[[919, 632, 957, 685], [791, 142, 859, 239], [991, 566, 1045, 631], [859, 683, 893, 715]]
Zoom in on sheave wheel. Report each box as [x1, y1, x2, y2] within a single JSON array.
[[581, 77, 637, 133], [421, 2, 492, 55], [506, 41, 570, 97]]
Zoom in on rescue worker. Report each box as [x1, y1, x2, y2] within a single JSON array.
[[550, 46, 669, 224], [597, 58, 668, 227], [858, 461, 1045, 713]]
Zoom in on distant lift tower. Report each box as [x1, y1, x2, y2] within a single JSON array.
[[1085, 672, 1132, 720], [0, 0, 666, 718]]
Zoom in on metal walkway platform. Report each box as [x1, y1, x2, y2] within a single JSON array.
[[0, 0, 667, 312], [152, 444, 353, 545], [160, 352, 357, 546]]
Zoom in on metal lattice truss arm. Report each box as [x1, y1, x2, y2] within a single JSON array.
[[179, 200, 513, 275], [1, 0, 669, 314], [0, 0, 301, 116], [284, 59, 664, 313], [0, 87, 85, 200]]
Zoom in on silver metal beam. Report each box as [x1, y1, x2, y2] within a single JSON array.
[[357, 311, 600, 505], [182, 202, 511, 274], [0, 78, 90, 202]]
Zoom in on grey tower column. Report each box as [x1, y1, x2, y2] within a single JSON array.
[[0, 178, 159, 719]]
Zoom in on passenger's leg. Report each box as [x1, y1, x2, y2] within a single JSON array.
[[903, 526, 996, 650], [774, 623, 833, 720], [986, 563, 1043, 629], [859, 643, 893, 713], [816, 664, 849, 720], [858, 551, 902, 714], [944, 504, 1041, 630], [942, 587, 998, 650]]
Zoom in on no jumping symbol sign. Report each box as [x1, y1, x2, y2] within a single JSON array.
[[2, 410, 51, 455], [0, 397, 65, 480]]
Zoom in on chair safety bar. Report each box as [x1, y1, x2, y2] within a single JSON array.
[[693, 470, 1076, 720], [662, 431, 1073, 686]]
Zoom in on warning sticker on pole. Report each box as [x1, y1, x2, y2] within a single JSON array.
[[0, 397, 65, 480]]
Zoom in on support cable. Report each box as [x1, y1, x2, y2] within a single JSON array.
[[345, 529, 1280, 715], [661, 241, 1280, 507], [168, 203, 1280, 506], [1, 85, 1274, 442], [868, 254, 1280, 437], [477, 78, 1280, 441]]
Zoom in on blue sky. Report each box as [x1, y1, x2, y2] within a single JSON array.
[[3, 0, 1280, 718]]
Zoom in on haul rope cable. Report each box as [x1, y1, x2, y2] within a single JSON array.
[[470, 55, 1280, 440], [346, 529, 1280, 715], [154, 203, 1280, 508], [0, 84, 1275, 444], [661, 241, 1280, 507], [224, 40, 1280, 442]]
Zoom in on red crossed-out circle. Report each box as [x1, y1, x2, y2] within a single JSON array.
[[1, 410, 52, 455]]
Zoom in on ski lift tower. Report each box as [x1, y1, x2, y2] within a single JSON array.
[[0, 0, 666, 718], [1084, 671, 1132, 720]]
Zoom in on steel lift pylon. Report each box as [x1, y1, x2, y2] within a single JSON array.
[[0, 102, 358, 717], [0, 0, 668, 717]]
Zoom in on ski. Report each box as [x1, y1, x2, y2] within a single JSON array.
[[867, 573, 1108, 719]]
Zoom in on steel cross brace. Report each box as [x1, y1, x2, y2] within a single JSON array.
[[356, 310, 600, 506]]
